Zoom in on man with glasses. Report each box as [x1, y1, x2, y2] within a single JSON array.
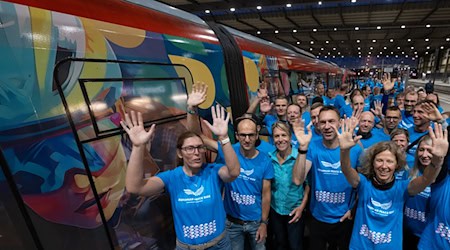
[[381, 106, 402, 136], [400, 91, 418, 129], [187, 83, 274, 250]]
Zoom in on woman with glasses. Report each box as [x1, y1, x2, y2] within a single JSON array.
[[268, 121, 310, 250], [337, 119, 447, 249], [121, 105, 240, 250]]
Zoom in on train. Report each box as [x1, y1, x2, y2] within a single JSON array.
[[0, 0, 353, 249]]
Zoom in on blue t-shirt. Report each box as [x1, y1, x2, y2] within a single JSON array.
[[400, 110, 414, 129], [223, 148, 274, 221], [418, 173, 450, 250], [306, 140, 363, 223], [301, 111, 311, 127], [404, 172, 431, 237], [215, 141, 275, 164], [359, 129, 390, 150], [350, 175, 410, 250], [157, 164, 226, 245], [407, 127, 429, 156]]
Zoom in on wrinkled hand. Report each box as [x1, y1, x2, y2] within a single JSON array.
[[202, 104, 230, 138], [382, 73, 395, 91], [288, 206, 304, 224], [292, 120, 312, 150], [339, 210, 353, 222], [187, 82, 208, 108], [335, 118, 361, 150], [426, 123, 449, 166], [421, 102, 443, 122], [255, 223, 267, 243], [120, 111, 156, 147], [370, 100, 384, 117]]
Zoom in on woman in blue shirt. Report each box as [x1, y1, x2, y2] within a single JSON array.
[[268, 121, 309, 250], [121, 105, 240, 250], [337, 119, 447, 250]]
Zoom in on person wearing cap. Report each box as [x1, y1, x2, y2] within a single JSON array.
[[187, 83, 274, 250]]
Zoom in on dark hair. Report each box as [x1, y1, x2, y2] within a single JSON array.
[[319, 105, 340, 119], [427, 93, 440, 105], [350, 89, 363, 101], [386, 106, 401, 113], [287, 103, 302, 114], [310, 102, 324, 111], [176, 131, 204, 166], [359, 141, 406, 179], [312, 96, 324, 105]]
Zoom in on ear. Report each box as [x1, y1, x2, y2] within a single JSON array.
[[176, 149, 183, 159]]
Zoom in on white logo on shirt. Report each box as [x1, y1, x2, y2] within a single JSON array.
[[321, 161, 341, 169], [240, 168, 254, 176], [371, 198, 392, 210], [184, 186, 204, 196]]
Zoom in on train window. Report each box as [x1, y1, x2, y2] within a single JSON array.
[[54, 59, 194, 142]]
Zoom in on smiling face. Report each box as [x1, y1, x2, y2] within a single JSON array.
[[373, 150, 397, 184], [319, 109, 340, 142], [296, 95, 308, 109], [359, 112, 375, 133], [412, 104, 430, 129], [273, 126, 291, 152], [392, 133, 408, 151], [236, 119, 258, 152], [275, 98, 289, 117], [417, 139, 432, 167], [287, 104, 301, 124], [404, 92, 418, 112], [385, 109, 401, 131]]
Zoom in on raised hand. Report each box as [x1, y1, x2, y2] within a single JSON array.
[[292, 120, 312, 150], [421, 102, 443, 122], [381, 73, 395, 91], [187, 82, 208, 108], [202, 104, 230, 138], [335, 118, 361, 150], [260, 97, 273, 113], [350, 107, 362, 126], [426, 123, 449, 167], [257, 86, 268, 100], [120, 111, 156, 147], [370, 100, 384, 117]]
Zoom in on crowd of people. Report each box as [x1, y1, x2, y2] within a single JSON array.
[[120, 74, 450, 250]]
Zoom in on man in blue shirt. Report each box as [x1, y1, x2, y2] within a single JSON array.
[[400, 91, 418, 129], [292, 106, 363, 250], [358, 111, 390, 150]]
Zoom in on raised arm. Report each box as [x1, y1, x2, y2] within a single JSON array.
[[121, 111, 165, 196], [203, 105, 240, 182], [408, 123, 448, 195], [186, 82, 219, 151], [292, 121, 313, 185], [246, 87, 268, 114], [337, 118, 362, 188]]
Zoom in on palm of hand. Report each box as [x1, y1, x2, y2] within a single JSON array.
[[431, 139, 449, 158], [210, 119, 228, 137], [339, 132, 355, 149], [128, 127, 152, 146], [187, 92, 205, 107], [260, 101, 271, 113]]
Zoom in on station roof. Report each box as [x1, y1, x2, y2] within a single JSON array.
[[158, 0, 450, 63]]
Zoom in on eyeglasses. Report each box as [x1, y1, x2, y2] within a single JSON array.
[[180, 145, 207, 154], [237, 133, 257, 139], [385, 116, 400, 121]]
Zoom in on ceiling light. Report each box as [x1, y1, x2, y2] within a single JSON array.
[[425, 38, 429, 42], [356, 39, 360, 43], [333, 56, 335, 58], [317, 56, 319, 58], [395, 55, 398, 58], [407, 39, 412, 42], [401, 51, 405, 54], [293, 29, 297, 33], [321, 47, 324, 50], [205, 10, 210, 14], [310, 41, 314, 44], [370, 47, 373, 50], [355, 27, 359, 30], [333, 47, 336, 50], [372, 39, 376, 43], [358, 47, 361, 50], [286, 3, 292, 8], [426, 46, 430, 49], [384, 47, 387, 49], [414, 51, 418, 54], [377, 26, 381, 30], [328, 52, 331, 55], [359, 55, 362, 58], [411, 46, 414, 49], [380, 51, 383, 54], [401, 25, 406, 29], [426, 24, 431, 28], [338, 52, 341, 55], [405, 55, 408, 58], [441, 46, 445, 49], [257, 31, 261, 34], [397, 46, 400, 49], [377, 55, 380, 58], [230, 8, 236, 12], [325, 40, 329, 44], [257, 6, 262, 10], [341, 55, 344, 58], [313, 28, 317, 32], [425, 51, 429, 54], [391, 51, 394, 54], [390, 39, 394, 42], [296, 41, 300, 44], [318, 1, 322, 5], [358, 51, 361, 54], [275, 30, 279, 34], [415, 55, 418, 58], [413, 58, 416, 60], [368, 51, 372, 54], [352, 0, 357, 3], [447, 38, 450, 42], [310, 48, 313, 51], [325, 56, 328, 58], [334, 27, 337, 31], [386, 55, 389, 58]]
